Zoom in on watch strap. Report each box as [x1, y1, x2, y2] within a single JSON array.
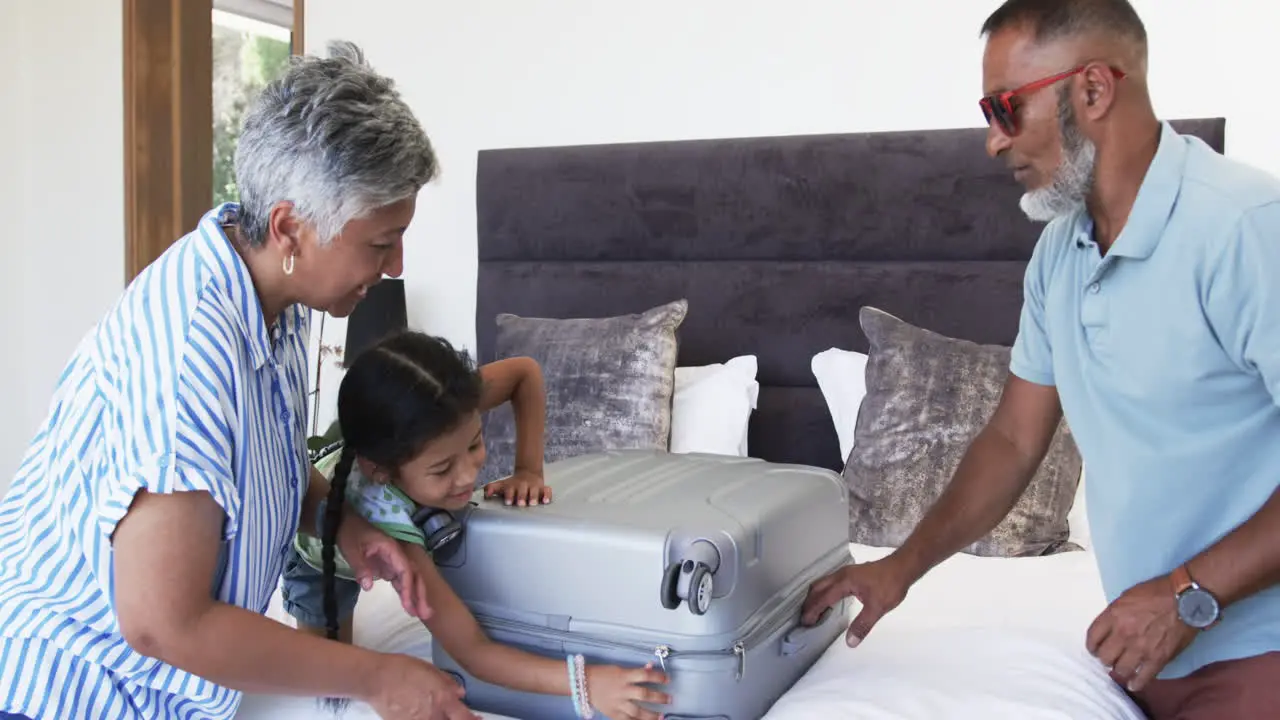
[[1171, 564, 1194, 595]]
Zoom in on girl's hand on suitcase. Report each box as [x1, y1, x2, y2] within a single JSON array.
[[801, 557, 911, 649], [483, 469, 552, 506], [365, 654, 481, 720], [585, 661, 670, 720]]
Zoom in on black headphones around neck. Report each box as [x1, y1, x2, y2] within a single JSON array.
[[411, 503, 472, 558]]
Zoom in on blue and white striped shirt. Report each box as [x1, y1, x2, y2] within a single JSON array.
[[0, 204, 311, 719]]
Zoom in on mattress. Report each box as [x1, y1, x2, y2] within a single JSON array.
[[234, 544, 1143, 720]]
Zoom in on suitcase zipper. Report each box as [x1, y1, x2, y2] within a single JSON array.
[[652, 641, 744, 680], [654, 644, 670, 669], [474, 612, 752, 678], [475, 585, 806, 683]]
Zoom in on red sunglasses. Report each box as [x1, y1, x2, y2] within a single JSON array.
[[980, 65, 1126, 137]]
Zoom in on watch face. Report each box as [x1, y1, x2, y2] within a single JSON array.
[[1177, 588, 1220, 629]]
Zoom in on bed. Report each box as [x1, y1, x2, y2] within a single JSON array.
[[236, 117, 1226, 719]]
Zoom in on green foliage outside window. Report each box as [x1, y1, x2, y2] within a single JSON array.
[[213, 27, 292, 207]]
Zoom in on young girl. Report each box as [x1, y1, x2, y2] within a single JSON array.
[[282, 330, 670, 719]]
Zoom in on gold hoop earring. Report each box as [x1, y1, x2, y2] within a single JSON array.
[[282, 254, 295, 276]]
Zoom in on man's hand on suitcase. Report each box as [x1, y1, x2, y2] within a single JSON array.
[[585, 661, 671, 720], [801, 557, 911, 649], [483, 469, 553, 507]]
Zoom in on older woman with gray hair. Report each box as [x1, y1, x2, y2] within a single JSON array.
[[0, 42, 476, 720]]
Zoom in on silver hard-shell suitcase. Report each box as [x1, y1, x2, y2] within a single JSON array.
[[431, 449, 853, 720]]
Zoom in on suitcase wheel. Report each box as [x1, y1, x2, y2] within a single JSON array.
[[687, 562, 713, 615], [660, 559, 715, 614], [662, 559, 716, 615], [660, 562, 683, 610]]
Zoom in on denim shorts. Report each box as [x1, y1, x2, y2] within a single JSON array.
[[280, 543, 361, 628]]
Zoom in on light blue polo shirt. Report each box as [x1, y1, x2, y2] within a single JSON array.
[[1011, 121, 1280, 680]]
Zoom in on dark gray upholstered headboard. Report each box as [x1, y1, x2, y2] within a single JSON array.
[[475, 118, 1225, 472]]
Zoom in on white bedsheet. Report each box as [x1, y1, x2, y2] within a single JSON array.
[[234, 544, 1144, 720], [761, 545, 1144, 719]]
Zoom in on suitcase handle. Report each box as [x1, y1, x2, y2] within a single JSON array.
[[779, 607, 832, 656]]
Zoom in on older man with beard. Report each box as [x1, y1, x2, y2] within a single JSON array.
[[801, 0, 1280, 717]]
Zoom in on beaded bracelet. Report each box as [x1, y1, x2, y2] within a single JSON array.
[[576, 654, 594, 719], [566, 655, 581, 714], [566, 653, 594, 718]]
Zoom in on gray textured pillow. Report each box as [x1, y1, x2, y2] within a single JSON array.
[[478, 299, 688, 485], [844, 307, 1081, 557]]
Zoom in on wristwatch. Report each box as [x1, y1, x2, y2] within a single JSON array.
[[1172, 564, 1220, 629]]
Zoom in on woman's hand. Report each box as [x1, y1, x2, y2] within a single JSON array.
[[584, 662, 671, 720], [336, 511, 433, 621], [363, 654, 481, 720], [483, 469, 552, 507]]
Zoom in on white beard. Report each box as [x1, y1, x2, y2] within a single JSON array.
[[1020, 120, 1097, 222]]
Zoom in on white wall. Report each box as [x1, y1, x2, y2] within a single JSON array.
[[0, 0, 1248, 675], [302, 0, 1278, 434], [0, 1, 124, 492], [0, 0, 27, 480], [1, 1, 1267, 468]]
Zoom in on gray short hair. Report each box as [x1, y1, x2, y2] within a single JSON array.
[[979, 0, 1147, 51], [234, 40, 438, 247]]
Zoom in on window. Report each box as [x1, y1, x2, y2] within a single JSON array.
[[125, 0, 302, 282], [212, 7, 293, 206]]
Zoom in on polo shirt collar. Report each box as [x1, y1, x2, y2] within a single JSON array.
[[1098, 121, 1188, 260], [197, 203, 297, 370]]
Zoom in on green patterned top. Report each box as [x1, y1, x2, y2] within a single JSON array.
[[294, 447, 426, 580]]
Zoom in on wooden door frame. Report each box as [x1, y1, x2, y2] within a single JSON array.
[[122, 0, 305, 284], [293, 0, 304, 55]]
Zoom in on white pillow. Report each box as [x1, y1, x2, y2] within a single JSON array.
[[669, 355, 759, 457], [810, 348, 869, 464]]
